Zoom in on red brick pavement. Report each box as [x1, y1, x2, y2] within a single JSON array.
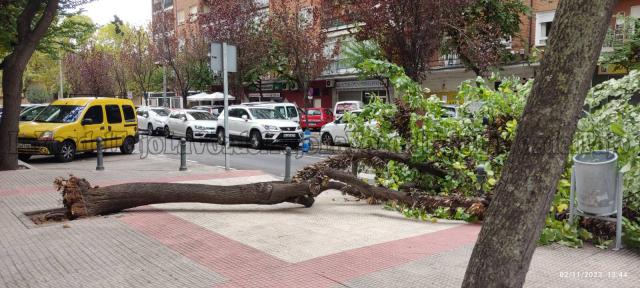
[[121, 208, 480, 287]]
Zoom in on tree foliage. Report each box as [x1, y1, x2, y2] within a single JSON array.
[[268, 0, 337, 97], [347, 42, 640, 250], [600, 15, 640, 71], [349, 0, 527, 81]]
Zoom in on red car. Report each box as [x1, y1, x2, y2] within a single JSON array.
[[299, 108, 334, 130]]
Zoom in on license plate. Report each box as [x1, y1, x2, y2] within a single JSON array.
[[282, 133, 297, 138], [17, 143, 32, 149]]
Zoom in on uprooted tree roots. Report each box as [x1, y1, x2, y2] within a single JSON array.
[[54, 149, 489, 220]]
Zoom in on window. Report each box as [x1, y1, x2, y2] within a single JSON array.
[[170, 112, 179, 119], [363, 90, 388, 104], [163, 0, 173, 9], [286, 106, 298, 118], [177, 10, 186, 25], [122, 105, 136, 122], [535, 11, 555, 46], [238, 109, 250, 119], [83, 106, 103, 125], [105, 105, 123, 124], [228, 108, 241, 118], [189, 6, 198, 22], [275, 106, 286, 117], [34, 105, 84, 123], [249, 108, 286, 120], [187, 111, 215, 120], [299, 7, 313, 27], [632, 5, 640, 18]]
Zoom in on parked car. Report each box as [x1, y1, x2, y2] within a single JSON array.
[[299, 108, 334, 131], [164, 109, 217, 141], [137, 106, 170, 135], [334, 101, 364, 119], [17, 97, 139, 162], [320, 110, 363, 146], [192, 105, 224, 116], [441, 104, 460, 118], [243, 102, 301, 123], [217, 105, 302, 149], [19, 104, 47, 122]]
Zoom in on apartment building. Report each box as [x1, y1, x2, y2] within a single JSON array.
[[425, 0, 640, 103], [153, 0, 640, 108]]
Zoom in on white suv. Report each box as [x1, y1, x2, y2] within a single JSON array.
[[137, 106, 170, 135], [216, 105, 302, 149], [243, 102, 300, 123]]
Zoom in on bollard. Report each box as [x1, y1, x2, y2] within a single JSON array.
[[96, 137, 104, 171], [179, 138, 187, 171], [475, 165, 487, 195], [284, 146, 292, 183], [352, 160, 358, 176]]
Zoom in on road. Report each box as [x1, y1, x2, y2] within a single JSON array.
[[136, 135, 334, 178], [24, 135, 343, 178]]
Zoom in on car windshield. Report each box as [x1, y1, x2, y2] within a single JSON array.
[[336, 103, 357, 114], [151, 108, 170, 116], [33, 105, 84, 123], [250, 108, 287, 119], [20, 106, 46, 121], [307, 110, 322, 116], [188, 111, 215, 120]]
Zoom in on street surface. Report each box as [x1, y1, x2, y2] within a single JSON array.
[[0, 156, 637, 288]]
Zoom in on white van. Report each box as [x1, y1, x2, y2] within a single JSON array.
[[334, 101, 364, 118], [243, 102, 300, 123]]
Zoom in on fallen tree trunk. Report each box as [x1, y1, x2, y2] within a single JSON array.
[[55, 168, 486, 220], [55, 177, 325, 219]]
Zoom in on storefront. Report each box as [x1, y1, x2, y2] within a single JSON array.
[[335, 79, 392, 105]]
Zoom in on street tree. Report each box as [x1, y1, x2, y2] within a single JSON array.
[[0, 0, 93, 171], [462, 0, 617, 286], [200, 0, 283, 99], [152, 11, 210, 104], [121, 26, 158, 100], [64, 43, 116, 97], [349, 0, 526, 81], [268, 0, 337, 120]]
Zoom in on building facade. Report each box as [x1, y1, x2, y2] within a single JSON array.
[[153, 0, 640, 108]]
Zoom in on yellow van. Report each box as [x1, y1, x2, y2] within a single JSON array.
[[18, 97, 139, 162]]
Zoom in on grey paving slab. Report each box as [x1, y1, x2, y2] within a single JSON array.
[[341, 244, 640, 288]]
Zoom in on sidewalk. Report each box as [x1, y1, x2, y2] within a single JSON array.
[[0, 154, 638, 287]]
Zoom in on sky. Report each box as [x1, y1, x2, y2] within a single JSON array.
[[80, 0, 152, 27]]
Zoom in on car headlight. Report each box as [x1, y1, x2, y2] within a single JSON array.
[[39, 131, 54, 141], [263, 125, 279, 131], [194, 125, 205, 130]]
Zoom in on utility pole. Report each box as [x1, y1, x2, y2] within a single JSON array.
[[58, 53, 64, 99], [223, 42, 230, 171]]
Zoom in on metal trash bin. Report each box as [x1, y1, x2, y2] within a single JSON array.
[[573, 151, 618, 216]]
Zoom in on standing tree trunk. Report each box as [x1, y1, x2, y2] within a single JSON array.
[[462, 1, 617, 287], [0, 0, 60, 171]]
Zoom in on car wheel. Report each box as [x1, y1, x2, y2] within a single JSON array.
[[186, 128, 194, 141], [148, 123, 154, 136], [55, 140, 76, 162], [321, 132, 334, 146], [250, 130, 262, 149], [165, 126, 171, 138], [217, 129, 225, 145], [18, 154, 31, 162], [120, 137, 135, 154]]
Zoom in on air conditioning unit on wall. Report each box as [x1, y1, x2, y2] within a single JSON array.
[[326, 80, 335, 88]]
